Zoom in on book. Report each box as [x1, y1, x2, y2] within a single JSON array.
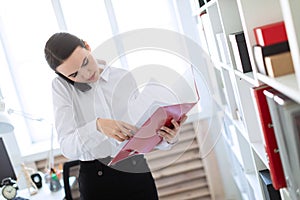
[[259, 169, 282, 200], [253, 41, 290, 75], [265, 51, 294, 77], [253, 21, 288, 46], [229, 31, 252, 73], [264, 89, 300, 200], [252, 85, 286, 189], [108, 101, 198, 166]]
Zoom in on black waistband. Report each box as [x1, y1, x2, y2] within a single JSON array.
[[80, 154, 146, 165], [80, 156, 112, 165], [79, 154, 149, 172]]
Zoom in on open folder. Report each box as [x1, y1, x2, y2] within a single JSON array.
[[108, 68, 200, 166], [108, 101, 198, 166]]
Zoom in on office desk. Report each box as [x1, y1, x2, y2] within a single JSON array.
[[0, 185, 65, 200]]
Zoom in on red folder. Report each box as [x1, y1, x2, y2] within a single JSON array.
[[253, 21, 288, 46], [109, 66, 200, 166], [108, 102, 198, 166], [252, 85, 286, 189]]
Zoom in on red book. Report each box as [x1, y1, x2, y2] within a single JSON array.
[[254, 21, 288, 46], [252, 85, 286, 189]]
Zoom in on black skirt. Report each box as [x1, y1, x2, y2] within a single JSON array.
[[78, 155, 158, 200]]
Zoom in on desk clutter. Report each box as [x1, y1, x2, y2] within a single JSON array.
[[1, 164, 64, 199], [44, 168, 62, 192], [0, 163, 77, 200], [0, 138, 72, 200]]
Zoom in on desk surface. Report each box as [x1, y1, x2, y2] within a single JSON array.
[[0, 185, 65, 200]]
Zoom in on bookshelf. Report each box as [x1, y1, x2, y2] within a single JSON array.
[[189, 0, 300, 199]]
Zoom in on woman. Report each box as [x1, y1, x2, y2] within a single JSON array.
[[44, 32, 186, 200]]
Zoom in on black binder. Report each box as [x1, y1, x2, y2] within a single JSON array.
[[259, 169, 281, 200]]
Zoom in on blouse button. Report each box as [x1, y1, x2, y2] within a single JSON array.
[[98, 171, 103, 176], [132, 160, 137, 165]]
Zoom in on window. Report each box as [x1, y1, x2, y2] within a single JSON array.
[[0, 0, 182, 157], [112, 0, 178, 33], [60, 0, 112, 48], [111, 0, 180, 70], [0, 0, 60, 155]]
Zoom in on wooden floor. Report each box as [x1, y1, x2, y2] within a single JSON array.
[[145, 123, 212, 200]]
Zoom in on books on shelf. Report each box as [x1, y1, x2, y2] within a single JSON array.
[[229, 31, 252, 73], [259, 169, 282, 200], [252, 21, 294, 78], [264, 89, 300, 200], [253, 21, 288, 46], [251, 85, 286, 190], [264, 51, 294, 78], [253, 41, 290, 75]]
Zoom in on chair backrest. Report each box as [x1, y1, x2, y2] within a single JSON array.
[[63, 160, 80, 200]]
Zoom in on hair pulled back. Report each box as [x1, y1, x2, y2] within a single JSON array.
[[44, 32, 85, 71]]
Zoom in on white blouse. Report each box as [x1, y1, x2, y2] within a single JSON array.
[[52, 66, 172, 161]]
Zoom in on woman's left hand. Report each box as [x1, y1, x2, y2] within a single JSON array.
[[158, 114, 188, 144]]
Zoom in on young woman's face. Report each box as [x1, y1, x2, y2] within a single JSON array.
[[56, 46, 100, 83]]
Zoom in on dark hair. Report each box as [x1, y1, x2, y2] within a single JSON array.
[[44, 32, 91, 92], [44, 32, 85, 71]]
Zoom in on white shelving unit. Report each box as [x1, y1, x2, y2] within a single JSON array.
[[189, 0, 300, 199]]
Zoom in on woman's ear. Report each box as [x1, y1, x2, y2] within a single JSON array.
[[83, 40, 91, 51]]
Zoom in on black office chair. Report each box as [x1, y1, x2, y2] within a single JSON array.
[[63, 160, 80, 200]]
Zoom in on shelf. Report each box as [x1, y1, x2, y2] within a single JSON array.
[[234, 70, 257, 86], [257, 73, 300, 103], [242, 193, 249, 200], [231, 144, 243, 169], [241, 193, 249, 200], [196, 0, 217, 15], [245, 172, 257, 190], [212, 60, 233, 71], [213, 63, 222, 71], [221, 63, 233, 71], [222, 128, 247, 172], [232, 175, 250, 200], [245, 172, 262, 200], [250, 142, 269, 169], [232, 175, 245, 192], [280, 188, 292, 200], [223, 106, 235, 121], [191, 0, 299, 199], [212, 94, 225, 110], [230, 117, 248, 142], [223, 113, 250, 146]]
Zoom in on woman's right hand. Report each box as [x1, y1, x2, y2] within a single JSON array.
[[96, 118, 137, 142]]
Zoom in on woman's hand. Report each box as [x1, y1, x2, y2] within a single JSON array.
[[158, 115, 188, 144], [96, 118, 137, 142]]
